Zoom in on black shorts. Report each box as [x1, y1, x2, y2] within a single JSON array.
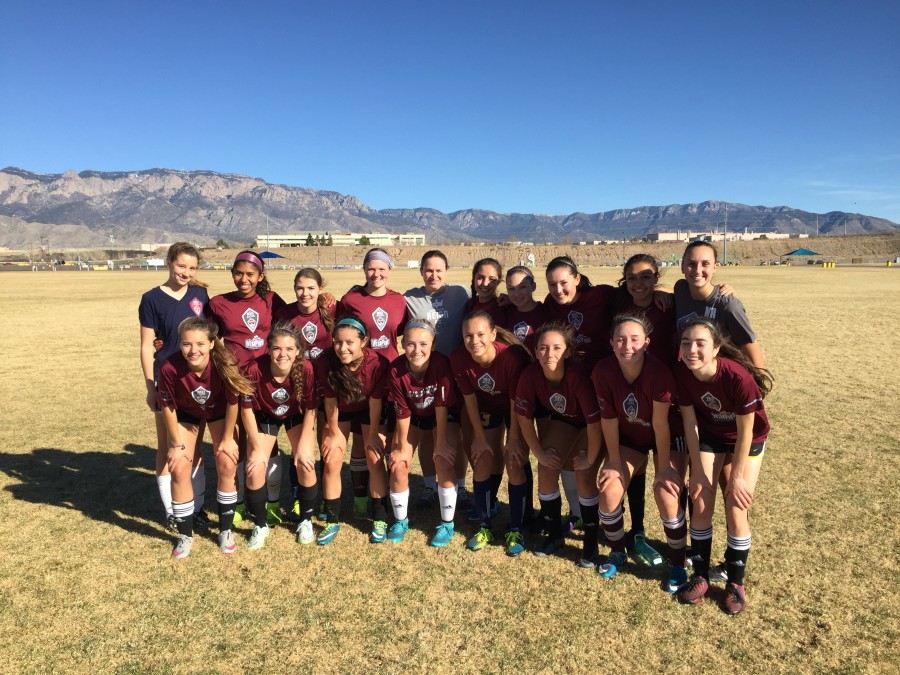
[[533, 401, 551, 420], [478, 411, 510, 431], [408, 406, 461, 430], [699, 437, 766, 457], [176, 410, 221, 425], [547, 411, 587, 429], [342, 404, 396, 435], [254, 410, 304, 437], [670, 435, 688, 454]]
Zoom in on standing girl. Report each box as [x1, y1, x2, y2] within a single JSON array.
[[316, 317, 391, 544], [515, 323, 603, 563], [239, 322, 319, 550], [675, 318, 772, 615], [387, 321, 460, 544], [465, 258, 506, 325], [156, 317, 253, 558], [450, 311, 531, 554], [501, 265, 551, 354], [139, 242, 209, 531]]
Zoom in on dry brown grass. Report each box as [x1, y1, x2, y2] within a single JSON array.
[[0, 265, 898, 674]]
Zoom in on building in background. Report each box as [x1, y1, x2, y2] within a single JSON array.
[[255, 232, 425, 248]]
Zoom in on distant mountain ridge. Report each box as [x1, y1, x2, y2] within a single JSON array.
[[0, 166, 896, 248]]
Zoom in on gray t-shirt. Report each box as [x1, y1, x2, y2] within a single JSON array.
[[404, 284, 471, 357], [673, 279, 756, 346]]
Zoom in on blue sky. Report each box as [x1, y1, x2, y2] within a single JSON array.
[[2, 1, 898, 222]]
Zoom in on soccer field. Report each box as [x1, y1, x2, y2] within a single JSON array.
[[0, 265, 898, 673]]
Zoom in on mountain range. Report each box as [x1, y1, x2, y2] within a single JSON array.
[[0, 166, 896, 248]]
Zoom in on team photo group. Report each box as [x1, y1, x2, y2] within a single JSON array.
[[139, 241, 772, 616]]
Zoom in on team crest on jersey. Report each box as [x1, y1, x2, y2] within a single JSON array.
[[372, 307, 388, 331], [242, 308, 259, 332], [701, 391, 722, 412], [191, 386, 211, 407], [513, 321, 529, 342], [477, 373, 496, 392], [567, 311, 584, 330], [307, 347, 323, 359], [271, 388, 290, 404], [549, 393, 567, 414], [190, 298, 203, 317], [301, 321, 318, 344], [623, 393, 639, 421]]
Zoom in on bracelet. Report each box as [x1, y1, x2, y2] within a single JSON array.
[[169, 443, 186, 450]]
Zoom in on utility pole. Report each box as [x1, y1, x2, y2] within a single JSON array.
[[723, 204, 728, 265], [265, 214, 270, 252]]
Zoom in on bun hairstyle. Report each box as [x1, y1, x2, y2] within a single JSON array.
[[682, 240, 718, 263], [681, 318, 773, 397], [267, 321, 309, 407], [471, 258, 502, 298], [546, 255, 593, 292], [166, 242, 207, 288], [613, 254, 659, 313], [294, 267, 334, 333], [177, 317, 253, 395], [328, 315, 368, 403], [420, 250, 449, 270], [462, 310, 531, 361], [233, 250, 272, 305]]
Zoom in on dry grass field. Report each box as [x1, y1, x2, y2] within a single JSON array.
[[0, 264, 898, 674]]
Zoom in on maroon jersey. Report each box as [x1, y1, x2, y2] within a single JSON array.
[[157, 353, 236, 420], [544, 284, 616, 370], [450, 341, 530, 415], [388, 352, 457, 419], [240, 356, 317, 419], [622, 301, 678, 366], [515, 362, 600, 428], [674, 357, 769, 444], [465, 297, 506, 326], [593, 354, 675, 452], [316, 347, 390, 413], [208, 291, 287, 367], [337, 288, 408, 361], [275, 303, 335, 360], [501, 302, 552, 354]]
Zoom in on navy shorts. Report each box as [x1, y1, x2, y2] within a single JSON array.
[[478, 411, 510, 430], [254, 410, 304, 436], [176, 410, 220, 425]]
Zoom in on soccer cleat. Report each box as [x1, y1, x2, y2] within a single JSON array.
[[631, 531, 665, 569], [561, 513, 583, 534], [678, 575, 710, 605], [467, 500, 500, 523], [286, 499, 301, 523], [217, 530, 237, 555], [430, 522, 455, 547], [578, 552, 601, 569], [457, 486, 472, 508], [722, 582, 747, 615], [664, 565, 689, 594], [171, 534, 194, 559], [192, 510, 212, 531], [295, 519, 314, 545], [247, 524, 270, 551], [708, 561, 728, 583], [165, 514, 178, 533], [387, 519, 409, 543], [232, 502, 246, 528], [265, 501, 284, 527], [370, 520, 388, 544], [598, 550, 628, 578], [316, 522, 341, 545], [415, 487, 438, 509], [533, 537, 564, 558], [466, 527, 494, 551], [504, 530, 526, 557], [353, 496, 370, 519]]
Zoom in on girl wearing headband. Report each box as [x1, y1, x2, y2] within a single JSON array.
[[465, 258, 506, 325]]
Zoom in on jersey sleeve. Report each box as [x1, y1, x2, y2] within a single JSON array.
[[314, 358, 336, 399], [450, 349, 475, 396], [514, 367, 537, 419], [719, 295, 757, 346], [574, 371, 601, 423], [650, 359, 675, 404], [592, 364, 618, 420], [238, 361, 260, 410], [673, 364, 694, 407], [505, 347, 529, 403], [728, 364, 765, 415], [388, 364, 412, 420], [371, 354, 390, 399], [138, 291, 158, 331], [156, 360, 178, 409], [301, 359, 319, 411], [434, 356, 456, 409]]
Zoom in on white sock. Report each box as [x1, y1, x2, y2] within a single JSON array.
[[423, 475, 437, 491], [266, 454, 283, 502], [390, 489, 410, 520], [438, 486, 457, 522], [156, 474, 173, 516], [237, 460, 246, 502], [561, 470, 581, 518], [191, 463, 206, 512]]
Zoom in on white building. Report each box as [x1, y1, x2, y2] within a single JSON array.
[[255, 232, 425, 248]]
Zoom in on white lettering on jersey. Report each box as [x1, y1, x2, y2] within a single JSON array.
[[301, 321, 318, 345], [242, 308, 259, 332], [372, 307, 388, 331], [567, 311, 584, 330], [371, 335, 390, 349], [273, 404, 290, 417], [306, 347, 323, 360], [477, 373, 496, 393], [244, 335, 265, 350], [191, 386, 211, 407], [704, 307, 718, 320], [549, 393, 567, 414]]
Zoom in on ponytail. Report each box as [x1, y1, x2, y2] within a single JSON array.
[[234, 250, 270, 306], [462, 310, 532, 362], [546, 255, 592, 291], [295, 267, 334, 333], [268, 321, 309, 406], [328, 317, 367, 403], [612, 254, 659, 314], [178, 317, 253, 395]]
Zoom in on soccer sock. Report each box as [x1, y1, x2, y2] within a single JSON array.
[[627, 471, 646, 533], [323, 498, 341, 524], [523, 462, 535, 516], [726, 533, 752, 585], [473, 478, 493, 528], [350, 456, 369, 498], [662, 511, 688, 567], [216, 490, 238, 532], [266, 454, 283, 502], [679, 481, 689, 516], [390, 489, 410, 521], [156, 474, 173, 517], [246, 486, 267, 526], [423, 475, 437, 491], [191, 464, 206, 513], [538, 490, 563, 540], [298, 484, 317, 522], [508, 481, 527, 531], [172, 500, 194, 538], [561, 470, 581, 518], [490, 473, 503, 508], [371, 495, 389, 522], [236, 460, 246, 503], [438, 486, 457, 522], [288, 461, 300, 500], [599, 504, 627, 553], [579, 493, 600, 558], [689, 526, 714, 578], [457, 477, 466, 491]]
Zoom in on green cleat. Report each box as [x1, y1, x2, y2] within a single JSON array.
[[265, 501, 284, 527], [631, 531, 664, 568], [370, 520, 388, 544], [353, 496, 370, 519], [504, 530, 526, 557], [232, 502, 247, 528], [466, 527, 493, 551]]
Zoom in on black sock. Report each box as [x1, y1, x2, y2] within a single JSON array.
[[726, 533, 752, 585], [246, 486, 267, 526], [172, 500, 194, 537], [298, 484, 318, 521], [217, 500, 235, 532], [627, 472, 646, 533], [371, 495, 389, 522], [539, 493, 563, 540], [490, 472, 503, 508], [523, 462, 535, 516], [289, 462, 300, 500], [323, 498, 341, 524], [689, 527, 713, 578], [473, 478, 493, 528], [580, 498, 599, 558]]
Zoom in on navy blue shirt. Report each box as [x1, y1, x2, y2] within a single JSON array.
[[139, 285, 209, 378]]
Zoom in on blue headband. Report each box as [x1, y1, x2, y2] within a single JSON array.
[[405, 320, 435, 336], [364, 249, 393, 269], [335, 317, 368, 336]]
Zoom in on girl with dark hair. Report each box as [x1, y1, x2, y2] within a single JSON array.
[[277, 267, 335, 360], [501, 265, 551, 354], [315, 317, 391, 544], [156, 317, 253, 558], [674, 318, 773, 615], [450, 311, 531, 554], [465, 258, 506, 325], [239, 322, 319, 550], [139, 242, 209, 531]]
